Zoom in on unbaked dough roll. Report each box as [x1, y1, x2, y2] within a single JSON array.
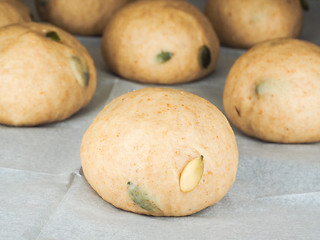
[[102, 0, 220, 84], [81, 88, 238, 216], [0, 0, 32, 28], [35, 0, 133, 35], [205, 0, 303, 48], [223, 38, 320, 143], [0, 22, 97, 126]]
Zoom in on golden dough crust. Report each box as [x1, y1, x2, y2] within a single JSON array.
[[223, 38, 320, 143], [205, 0, 303, 48], [81, 88, 238, 216], [102, 0, 220, 84], [0, 22, 97, 126]]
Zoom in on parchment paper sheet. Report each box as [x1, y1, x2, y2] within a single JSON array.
[[1, 1, 319, 239]]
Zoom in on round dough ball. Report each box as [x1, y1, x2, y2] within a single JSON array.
[[0, 22, 97, 126], [102, 0, 220, 84], [205, 0, 303, 48], [223, 38, 320, 143], [0, 0, 32, 28], [81, 88, 238, 216], [35, 0, 133, 35]]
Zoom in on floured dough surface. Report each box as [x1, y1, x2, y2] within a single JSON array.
[[81, 88, 238, 216]]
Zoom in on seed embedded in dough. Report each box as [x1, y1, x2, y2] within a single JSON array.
[[30, 13, 35, 21], [256, 79, 277, 95], [256, 80, 269, 95], [199, 46, 211, 69], [256, 78, 288, 95], [38, 0, 49, 7], [156, 51, 173, 63], [70, 56, 90, 87], [45, 31, 61, 42], [179, 155, 204, 193], [127, 181, 161, 213], [300, 0, 309, 11]]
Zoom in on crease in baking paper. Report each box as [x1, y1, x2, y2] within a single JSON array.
[[34, 170, 80, 240], [0, 166, 78, 178], [255, 191, 320, 200]]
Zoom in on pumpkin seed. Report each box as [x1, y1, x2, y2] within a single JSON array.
[[199, 46, 211, 69], [179, 156, 204, 192], [127, 181, 161, 213], [38, 0, 49, 7], [256, 78, 291, 96], [30, 13, 35, 21], [45, 31, 61, 42], [156, 51, 173, 64], [300, 0, 309, 11], [70, 56, 89, 87]]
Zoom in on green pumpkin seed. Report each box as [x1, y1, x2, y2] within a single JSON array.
[[256, 78, 290, 95], [256, 79, 274, 95], [70, 56, 90, 87], [199, 46, 211, 69], [127, 181, 161, 213], [30, 13, 35, 21], [38, 0, 49, 7], [45, 31, 61, 42], [156, 51, 173, 64], [300, 0, 309, 11]]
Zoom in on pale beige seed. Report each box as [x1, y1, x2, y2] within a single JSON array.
[[256, 78, 290, 95], [179, 155, 204, 193], [70, 55, 89, 87]]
